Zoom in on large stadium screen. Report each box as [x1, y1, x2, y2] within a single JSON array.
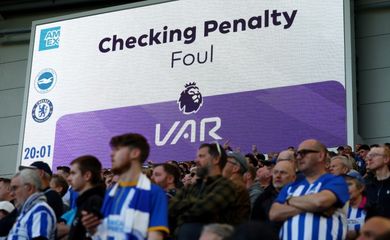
[[19, 0, 348, 168]]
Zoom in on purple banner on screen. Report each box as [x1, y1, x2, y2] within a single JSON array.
[[53, 81, 346, 168]]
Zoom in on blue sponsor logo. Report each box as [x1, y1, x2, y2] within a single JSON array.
[[34, 68, 57, 93], [32, 99, 53, 123], [39, 27, 61, 51]]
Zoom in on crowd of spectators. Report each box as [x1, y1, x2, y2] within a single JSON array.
[[0, 133, 390, 240]]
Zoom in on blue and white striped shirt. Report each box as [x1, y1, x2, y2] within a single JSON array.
[[94, 174, 169, 240], [347, 204, 366, 233], [275, 174, 349, 240], [8, 193, 56, 240]]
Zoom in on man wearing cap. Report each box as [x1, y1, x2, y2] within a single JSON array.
[[223, 151, 251, 223], [256, 160, 274, 190], [20, 161, 63, 220], [269, 139, 349, 240]]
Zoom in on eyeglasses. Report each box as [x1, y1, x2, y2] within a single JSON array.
[[227, 159, 238, 166], [366, 153, 384, 159], [296, 149, 319, 158]]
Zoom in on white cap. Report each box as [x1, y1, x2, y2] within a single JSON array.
[[0, 201, 15, 213]]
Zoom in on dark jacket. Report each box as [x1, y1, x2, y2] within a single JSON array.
[[365, 176, 390, 219], [68, 185, 105, 240], [43, 187, 64, 220], [250, 185, 282, 234]]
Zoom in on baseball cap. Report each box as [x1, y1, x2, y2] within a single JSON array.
[[227, 151, 248, 173], [0, 201, 15, 213], [345, 170, 365, 185], [260, 159, 276, 167], [19, 161, 52, 176]]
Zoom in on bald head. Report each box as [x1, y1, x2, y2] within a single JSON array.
[[296, 139, 328, 176], [277, 150, 296, 163], [272, 160, 296, 190], [357, 217, 390, 240], [298, 139, 327, 154]]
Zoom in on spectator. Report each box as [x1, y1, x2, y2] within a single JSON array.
[[245, 154, 259, 168], [152, 163, 181, 199], [357, 217, 390, 240], [277, 150, 296, 163], [81, 133, 169, 240], [66, 155, 105, 240], [102, 169, 115, 189], [223, 151, 251, 223], [329, 156, 353, 176], [256, 161, 274, 190], [0, 178, 17, 237], [337, 146, 345, 155], [182, 173, 194, 188], [243, 166, 263, 209], [365, 145, 390, 219], [56, 166, 70, 179], [344, 171, 367, 240], [8, 169, 56, 239], [251, 160, 296, 234], [169, 143, 237, 240], [356, 144, 370, 174], [56, 166, 74, 210], [20, 161, 64, 220], [269, 139, 349, 240], [199, 223, 234, 240], [50, 174, 69, 197]]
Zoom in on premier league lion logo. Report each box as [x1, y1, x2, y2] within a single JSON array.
[[178, 82, 203, 114]]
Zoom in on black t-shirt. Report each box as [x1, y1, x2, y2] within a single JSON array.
[[43, 187, 64, 220]]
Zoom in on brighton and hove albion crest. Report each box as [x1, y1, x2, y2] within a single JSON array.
[[177, 82, 203, 114]]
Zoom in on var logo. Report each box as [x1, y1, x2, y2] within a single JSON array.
[[39, 26, 61, 51], [155, 117, 222, 146]]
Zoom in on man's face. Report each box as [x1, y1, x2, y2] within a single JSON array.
[[329, 158, 348, 176], [358, 149, 369, 160], [296, 141, 321, 174], [0, 181, 11, 201], [111, 146, 132, 175], [366, 147, 388, 172], [151, 166, 168, 189], [68, 163, 87, 193], [256, 165, 273, 181], [10, 176, 30, 209], [57, 170, 69, 180], [222, 157, 238, 178], [272, 161, 296, 189], [196, 147, 214, 177]]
